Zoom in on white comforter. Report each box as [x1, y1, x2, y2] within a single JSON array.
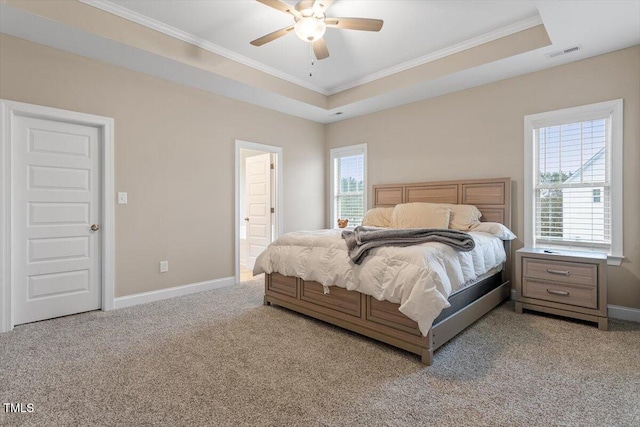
[[254, 229, 506, 335]]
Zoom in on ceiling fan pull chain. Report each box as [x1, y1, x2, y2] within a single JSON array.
[[309, 42, 314, 77]]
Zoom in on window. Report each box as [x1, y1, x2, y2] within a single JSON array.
[[330, 144, 367, 228], [524, 99, 623, 265], [592, 189, 601, 203]]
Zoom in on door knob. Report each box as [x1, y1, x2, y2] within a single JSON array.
[[91, 224, 100, 231], [244, 217, 249, 222]]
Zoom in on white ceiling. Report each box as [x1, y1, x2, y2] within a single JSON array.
[[104, 0, 541, 93], [1, 1, 639, 123]]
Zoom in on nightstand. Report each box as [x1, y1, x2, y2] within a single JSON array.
[[515, 248, 608, 330]]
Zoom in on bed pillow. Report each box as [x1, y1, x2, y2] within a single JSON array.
[[390, 203, 451, 229], [471, 222, 517, 240], [362, 207, 393, 228], [447, 204, 483, 231]]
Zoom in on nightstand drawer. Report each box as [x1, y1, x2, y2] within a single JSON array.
[[523, 258, 597, 287], [522, 279, 597, 309]]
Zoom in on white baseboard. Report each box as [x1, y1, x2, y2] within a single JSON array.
[[113, 278, 639, 322], [114, 276, 235, 309], [607, 305, 640, 323]]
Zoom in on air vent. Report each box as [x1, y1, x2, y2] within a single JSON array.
[[546, 45, 582, 59]]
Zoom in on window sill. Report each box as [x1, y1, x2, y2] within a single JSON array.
[[607, 255, 624, 266], [529, 244, 623, 266]]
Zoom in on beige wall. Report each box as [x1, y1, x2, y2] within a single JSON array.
[[326, 46, 640, 309], [0, 35, 325, 297], [2, 33, 638, 310]]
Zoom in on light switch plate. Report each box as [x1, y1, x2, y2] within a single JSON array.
[[118, 192, 128, 204]]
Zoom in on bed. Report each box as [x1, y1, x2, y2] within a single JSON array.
[[258, 177, 512, 365]]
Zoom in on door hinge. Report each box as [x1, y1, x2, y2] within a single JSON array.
[[270, 163, 275, 170], [270, 207, 275, 213]]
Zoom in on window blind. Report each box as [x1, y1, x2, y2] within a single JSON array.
[[334, 153, 364, 227], [534, 118, 611, 251]]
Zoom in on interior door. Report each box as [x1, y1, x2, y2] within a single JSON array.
[[245, 153, 272, 270], [12, 115, 101, 325]]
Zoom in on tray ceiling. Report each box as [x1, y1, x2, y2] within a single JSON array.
[[1, 0, 638, 123], [103, 0, 541, 93]]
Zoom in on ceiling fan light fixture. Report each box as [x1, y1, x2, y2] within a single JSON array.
[[252, 0, 384, 61], [294, 16, 326, 42]]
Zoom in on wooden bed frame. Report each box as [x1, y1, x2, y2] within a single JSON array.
[[263, 177, 512, 365]]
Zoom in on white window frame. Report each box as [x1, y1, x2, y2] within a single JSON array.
[[524, 99, 623, 266], [329, 143, 367, 229]]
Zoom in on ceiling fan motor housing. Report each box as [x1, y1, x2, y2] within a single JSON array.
[[295, 0, 320, 16]]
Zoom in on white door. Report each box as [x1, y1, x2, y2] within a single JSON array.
[[245, 153, 272, 270], [12, 115, 101, 325]]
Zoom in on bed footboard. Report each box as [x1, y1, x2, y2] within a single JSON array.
[[264, 272, 509, 365]]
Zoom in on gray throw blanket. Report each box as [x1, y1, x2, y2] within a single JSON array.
[[342, 226, 475, 265]]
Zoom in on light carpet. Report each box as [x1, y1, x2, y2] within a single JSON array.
[[1, 277, 638, 426]]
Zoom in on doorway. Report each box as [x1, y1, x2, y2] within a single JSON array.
[[235, 140, 282, 284], [0, 100, 115, 333]]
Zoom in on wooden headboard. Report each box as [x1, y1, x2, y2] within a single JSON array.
[[372, 177, 511, 229], [373, 177, 512, 283]]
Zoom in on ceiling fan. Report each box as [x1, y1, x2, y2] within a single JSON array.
[[250, 0, 384, 60]]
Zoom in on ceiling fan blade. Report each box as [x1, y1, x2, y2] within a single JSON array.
[[256, 0, 301, 18], [313, 0, 333, 14], [250, 26, 295, 46], [313, 38, 329, 60], [325, 17, 384, 31]]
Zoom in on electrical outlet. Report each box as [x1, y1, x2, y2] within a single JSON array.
[[159, 261, 168, 273]]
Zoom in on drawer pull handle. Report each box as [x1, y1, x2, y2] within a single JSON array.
[[546, 268, 570, 276], [547, 289, 570, 296]]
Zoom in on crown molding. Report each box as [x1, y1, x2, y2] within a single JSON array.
[[79, 0, 330, 95], [80, 1, 543, 97], [325, 15, 544, 94]]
